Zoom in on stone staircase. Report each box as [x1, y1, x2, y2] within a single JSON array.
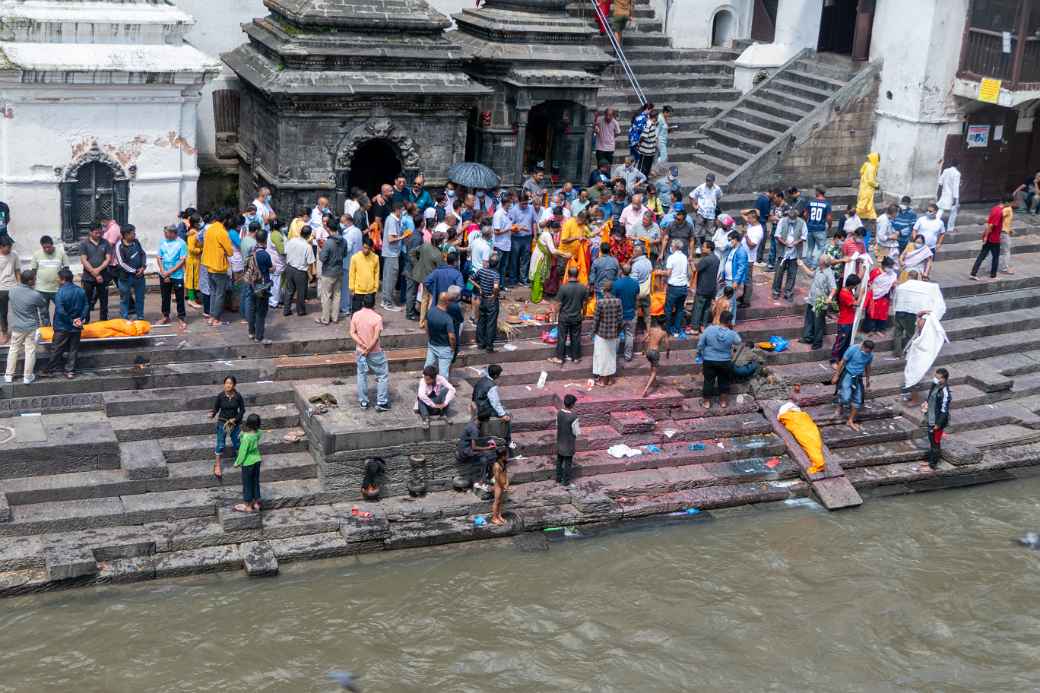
[[3, 207, 1040, 593], [567, 0, 742, 164], [691, 50, 864, 184]]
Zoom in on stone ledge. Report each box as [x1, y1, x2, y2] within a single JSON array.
[[241, 541, 279, 577]]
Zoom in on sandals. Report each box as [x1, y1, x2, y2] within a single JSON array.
[[232, 503, 253, 513]]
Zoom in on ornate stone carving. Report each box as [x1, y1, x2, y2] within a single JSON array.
[[62, 144, 129, 182], [335, 119, 422, 171]]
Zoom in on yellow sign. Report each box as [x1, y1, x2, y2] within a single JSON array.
[[978, 78, 1002, 104]]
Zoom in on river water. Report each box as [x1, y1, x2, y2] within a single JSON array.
[[3, 479, 1040, 693]]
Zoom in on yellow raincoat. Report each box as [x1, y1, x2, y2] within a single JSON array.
[[856, 152, 880, 220]]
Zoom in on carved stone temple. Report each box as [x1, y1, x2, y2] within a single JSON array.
[[224, 0, 613, 210]]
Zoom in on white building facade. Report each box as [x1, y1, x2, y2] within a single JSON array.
[[661, 0, 1040, 202], [0, 0, 219, 252]]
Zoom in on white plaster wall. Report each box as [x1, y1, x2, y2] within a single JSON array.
[[0, 86, 202, 253], [652, 0, 751, 48], [869, 0, 969, 199], [174, 0, 264, 163]]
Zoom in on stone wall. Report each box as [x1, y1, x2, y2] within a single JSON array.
[[772, 72, 880, 191]]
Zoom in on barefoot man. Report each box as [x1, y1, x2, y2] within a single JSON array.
[[832, 339, 874, 431], [641, 316, 670, 398]]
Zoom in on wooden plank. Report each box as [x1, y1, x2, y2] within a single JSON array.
[[810, 476, 863, 510]]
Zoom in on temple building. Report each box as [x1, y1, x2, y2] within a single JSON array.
[[223, 0, 493, 213], [0, 0, 219, 251], [452, 0, 613, 185]]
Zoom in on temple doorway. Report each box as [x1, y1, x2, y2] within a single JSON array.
[[347, 139, 401, 197], [524, 100, 586, 184], [818, 0, 874, 60]]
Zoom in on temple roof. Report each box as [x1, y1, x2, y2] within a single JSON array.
[[263, 0, 451, 31], [227, 0, 492, 98]]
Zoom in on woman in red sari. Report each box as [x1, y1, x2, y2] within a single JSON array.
[[862, 256, 897, 335]]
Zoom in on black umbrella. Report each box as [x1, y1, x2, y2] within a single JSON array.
[[447, 162, 501, 190]]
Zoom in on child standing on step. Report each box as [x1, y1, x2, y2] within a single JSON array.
[[234, 413, 263, 513], [490, 447, 510, 526], [555, 394, 581, 486]]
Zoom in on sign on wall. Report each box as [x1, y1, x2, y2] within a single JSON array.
[[966, 124, 990, 148], [978, 78, 1002, 104]]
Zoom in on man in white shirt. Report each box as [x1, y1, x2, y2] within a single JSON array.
[[310, 195, 332, 234], [253, 187, 276, 231], [936, 160, 961, 232], [491, 197, 513, 282], [912, 202, 946, 255], [619, 194, 648, 236], [689, 173, 723, 247], [740, 210, 764, 307], [664, 239, 689, 336], [470, 225, 493, 271]]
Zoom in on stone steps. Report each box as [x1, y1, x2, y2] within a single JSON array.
[[0, 452, 317, 507], [109, 403, 300, 442], [159, 426, 309, 463]]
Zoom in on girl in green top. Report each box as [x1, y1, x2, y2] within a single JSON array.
[[234, 413, 263, 513]]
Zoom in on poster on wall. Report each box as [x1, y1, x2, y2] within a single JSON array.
[[966, 124, 990, 148], [978, 78, 1002, 104]]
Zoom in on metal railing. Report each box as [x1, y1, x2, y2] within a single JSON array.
[[589, 0, 648, 106]]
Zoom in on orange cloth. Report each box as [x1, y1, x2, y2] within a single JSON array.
[[38, 320, 151, 342], [778, 408, 826, 475]]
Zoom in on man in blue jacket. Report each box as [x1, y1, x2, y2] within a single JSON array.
[[42, 268, 88, 379], [720, 231, 749, 318]]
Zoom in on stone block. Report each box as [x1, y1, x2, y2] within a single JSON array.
[[941, 439, 984, 467], [513, 504, 583, 531], [0, 412, 120, 479], [266, 532, 353, 563], [810, 477, 863, 510], [240, 541, 279, 578], [1, 497, 126, 536], [0, 535, 45, 571], [121, 489, 218, 524], [167, 518, 262, 551], [44, 545, 98, 581], [384, 515, 515, 550], [220, 505, 263, 532], [319, 440, 460, 499], [69, 526, 162, 560], [95, 556, 157, 585], [260, 506, 339, 539], [610, 410, 656, 434], [339, 513, 391, 545], [119, 440, 169, 481], [153, 545, 242, 579], [570, 488, 622, 519], [0, 493, 9, 523]]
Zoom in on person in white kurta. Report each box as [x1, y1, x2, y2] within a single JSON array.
[[937, 163, 961, 232]]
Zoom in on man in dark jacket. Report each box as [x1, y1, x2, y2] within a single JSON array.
[[922, 367, 951, 469], [555, 394, 580, 485], [43, 268, 88, 379], [472, 363, 515, 456], [408, 231, 442, 323]]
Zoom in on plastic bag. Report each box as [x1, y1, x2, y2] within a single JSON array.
[[769, 336, 789, 353], [541, 327, 558, 345]]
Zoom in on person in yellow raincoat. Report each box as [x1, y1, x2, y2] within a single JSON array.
[[856, 152, 880, 223], [185, 220, 202, 307]]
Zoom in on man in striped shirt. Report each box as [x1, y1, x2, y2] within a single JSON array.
[[473, 254, 501, 353]]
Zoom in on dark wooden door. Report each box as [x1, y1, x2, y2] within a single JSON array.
[[75, 161, 115, 239]]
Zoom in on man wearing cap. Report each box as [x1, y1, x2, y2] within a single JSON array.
[[655, 166, 683, 214], [689, 173, 723, 253]]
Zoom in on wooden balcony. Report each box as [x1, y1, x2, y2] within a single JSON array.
[[957, 0, 1040, 96]]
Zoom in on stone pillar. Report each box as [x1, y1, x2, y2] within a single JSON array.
[[771, 0, 823, 50], [733, 0, 823, 92], [514, 108, 529, 184], [581, 120, 594, 178]]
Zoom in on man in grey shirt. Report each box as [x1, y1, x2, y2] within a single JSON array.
[[589, 242, 620, 298], [771, 207, 806, 301], [631, 242, 653, 334], [4, 270, 49, 384], [317, 224, 345, 324], [798, 254, 835, 350], [381, 202, 404, 311]]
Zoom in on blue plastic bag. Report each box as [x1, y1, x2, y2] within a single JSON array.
[[769, 336, 789, 353]]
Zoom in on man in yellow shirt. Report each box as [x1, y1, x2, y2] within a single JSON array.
[[201, 213, 234, 325], [348, 236, 380, 313]]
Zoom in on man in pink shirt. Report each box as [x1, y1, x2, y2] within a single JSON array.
[[619, 193, 648, 236], [415, 364, 456, 428], [349, 293, 390, 411], [595, 108, 621, 166]]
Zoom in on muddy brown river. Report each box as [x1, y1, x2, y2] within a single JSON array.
[[2, 478, 1040, 692]]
